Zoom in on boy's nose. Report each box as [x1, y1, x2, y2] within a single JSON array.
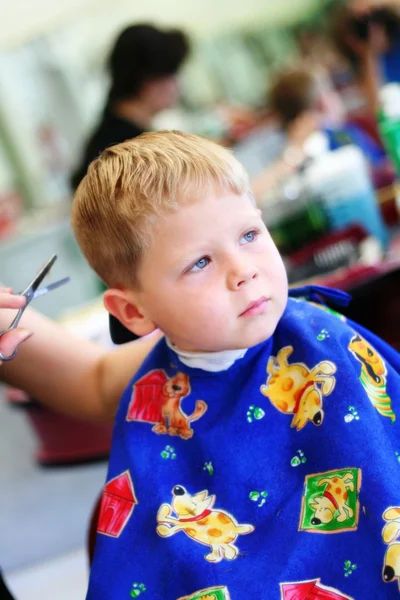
[[227, 260, 258, 290]]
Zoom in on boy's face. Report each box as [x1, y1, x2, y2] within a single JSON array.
[[133, 192, 288, 352]]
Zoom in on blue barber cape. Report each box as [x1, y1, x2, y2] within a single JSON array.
[[87, 288, 400, 600]]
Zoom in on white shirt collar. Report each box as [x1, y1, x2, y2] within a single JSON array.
[[166, 338, 247, 372]]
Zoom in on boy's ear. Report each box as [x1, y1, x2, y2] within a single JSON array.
[[104, 288, 157, 337]]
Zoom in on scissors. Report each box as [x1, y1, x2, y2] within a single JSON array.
[[0, 254, 70, 361]]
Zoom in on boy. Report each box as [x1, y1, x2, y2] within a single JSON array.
[[72, 131, 400, 599]]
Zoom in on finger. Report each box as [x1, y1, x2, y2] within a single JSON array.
[[0, 292, 26, 310], [0, 328, 33, 361], [0, 285, 13, 294]]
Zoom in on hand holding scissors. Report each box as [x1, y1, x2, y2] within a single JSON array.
[[0, 255, 70, 362]]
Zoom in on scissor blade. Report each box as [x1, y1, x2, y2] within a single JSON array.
[[22, 254, 57, 297], [32, 277, 70, 299]]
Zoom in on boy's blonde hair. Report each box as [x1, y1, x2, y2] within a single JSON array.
[[72, 131, 250, 288]]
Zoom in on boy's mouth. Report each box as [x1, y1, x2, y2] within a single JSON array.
[[239, 296, 269, 318]]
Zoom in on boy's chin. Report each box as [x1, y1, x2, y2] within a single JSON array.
[[240, 330, 274, 349], [241, 318, 280, 348]]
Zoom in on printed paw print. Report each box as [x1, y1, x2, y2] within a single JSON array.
[[130, 582, 147, 597], [247, 405, 265, 423], [203, 461, 214, 475], [317, 328, 330, 341], [249, 490, 268, 507], [344, 560, 357, 577], [291, 449, 307, 467], [160, 445, 176, 460], [344, 405, 360, 423]]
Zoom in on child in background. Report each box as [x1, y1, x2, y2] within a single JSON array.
[[72, 131, 400, 600], [268, 67, 386, 163], [251, 67, 391, 202]]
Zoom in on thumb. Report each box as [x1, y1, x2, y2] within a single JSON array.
[[0, 328, 33, 362]]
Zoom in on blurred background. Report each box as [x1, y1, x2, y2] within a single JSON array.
[[1, 0, 400, 597]]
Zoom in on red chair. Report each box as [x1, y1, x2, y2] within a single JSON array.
[[7, 396, 113, 466]]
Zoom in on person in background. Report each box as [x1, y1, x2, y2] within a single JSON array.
[[271, 68, 387, 164], [331, 0, 400, 112], [71, 23, 189, 190], [251, 67, 388, 201], [72, 23, 189, 344]]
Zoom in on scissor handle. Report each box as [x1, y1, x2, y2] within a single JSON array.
[[0, 327, 19, 361], [0, 347, 18, 361]]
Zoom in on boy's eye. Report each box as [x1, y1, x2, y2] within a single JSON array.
[[189, 256, 210, 273], [240, 229, 258, 244]]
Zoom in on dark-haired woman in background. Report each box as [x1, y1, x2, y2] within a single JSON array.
[[331, 0, 400, 112], [71, 23, 189, 190], [71, 23, 189, 344]]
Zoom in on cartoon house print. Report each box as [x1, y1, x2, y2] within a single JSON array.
[[348, 334, 395, 422], [156, 485, 254, 562], [382, 506, 400, 589], [97, 470, 137, 537], [126, 370, 207, 440], [280, 579, 354, 599], [299, 468, 361, 534], [178, 586, 231, 600], [260, 346, 336, 431]]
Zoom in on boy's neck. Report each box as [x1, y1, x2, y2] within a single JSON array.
[[166, 338, 247, 372]]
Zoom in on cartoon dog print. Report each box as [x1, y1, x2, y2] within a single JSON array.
[[260, 346, 336, 430], [153, 373, 207, 439], [348, 334, 395, 422], [156, 485, 254, 562], [127, 370, 207, 440], [309, 472, 355, 525], [382, 507, 400, 589]]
